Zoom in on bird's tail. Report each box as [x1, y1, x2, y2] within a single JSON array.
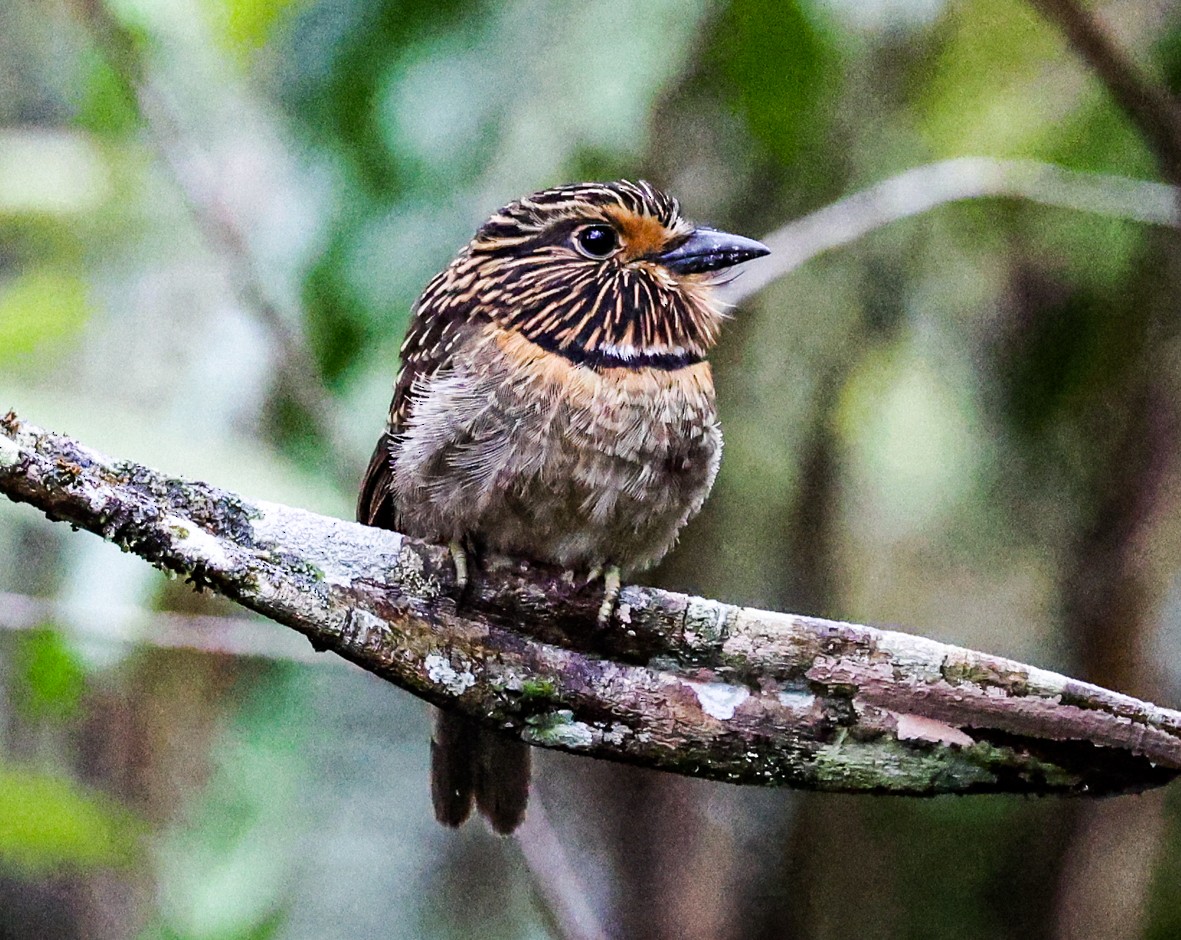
[[430, 709, 530, 834]]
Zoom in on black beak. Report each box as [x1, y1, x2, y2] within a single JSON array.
[[657, 227, 770, 275]]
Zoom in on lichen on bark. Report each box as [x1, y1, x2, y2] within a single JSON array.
[[1, 412, 1180, 797]]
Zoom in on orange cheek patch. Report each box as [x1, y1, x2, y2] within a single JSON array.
[[605, 207, 671, 259]]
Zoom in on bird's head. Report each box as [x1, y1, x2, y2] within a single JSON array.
[[433, 180, 768, 370]]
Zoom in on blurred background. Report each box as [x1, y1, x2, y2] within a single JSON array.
[[3, 0, 1181, 937]]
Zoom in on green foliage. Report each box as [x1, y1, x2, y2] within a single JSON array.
[[281, 0, 481, 195], [1157, 19, 1181, 95], [150, 664, 307, 940], [837, 342, 982, 532], [714, 0, 839, 166], [73, 48, 140, 136], [0, 269, 89, 364], [202, 0, 302, 54], [13, 628, 87, 722], [0, 767, 143, 874], [921, 0, 1154, 176], [139, 908, 286, 940], [283, 0, 487, 389], [920, 0, 1062, 157]]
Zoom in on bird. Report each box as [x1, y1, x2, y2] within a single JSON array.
[[357, 179, 769, 834]]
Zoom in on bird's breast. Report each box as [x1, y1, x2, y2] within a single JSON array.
[[391, 324, 722, 572]]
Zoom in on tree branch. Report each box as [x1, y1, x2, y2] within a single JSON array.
[[0, 590, 326, 663], [2, 410, 1179, 795], [724, 157, 1180, 303]]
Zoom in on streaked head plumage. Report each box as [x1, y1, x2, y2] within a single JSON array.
[[418, 180, 768, 370]]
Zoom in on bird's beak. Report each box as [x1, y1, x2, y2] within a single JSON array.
[[656, 227, 770, 275]]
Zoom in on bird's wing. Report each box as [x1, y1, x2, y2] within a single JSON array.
[[356, 432, 399, 528], [357, 266, 476, 527]]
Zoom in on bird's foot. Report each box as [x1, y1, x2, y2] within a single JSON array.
[[449, 540, 469, 593], [595, 565, 621, 626]]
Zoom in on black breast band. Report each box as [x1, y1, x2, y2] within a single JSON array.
[[527, 332, 702, 371]]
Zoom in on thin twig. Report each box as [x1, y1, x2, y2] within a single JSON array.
[[0, 590, 328, 663], [724, 156, 1180, 304], [72, 1, 356, 479], [516, 797, 610, 940]]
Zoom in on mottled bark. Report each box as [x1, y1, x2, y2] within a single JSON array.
[[2, 411, 1179, 795]]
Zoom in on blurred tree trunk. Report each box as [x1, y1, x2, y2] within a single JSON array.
[[1045, 240, 1181, 940]]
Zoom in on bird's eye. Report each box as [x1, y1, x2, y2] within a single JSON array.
[[574, 224, 620, 260]]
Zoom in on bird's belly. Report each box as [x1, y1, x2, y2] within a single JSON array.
[[391, 339, 721, 574], [483, 401, 720, 572]]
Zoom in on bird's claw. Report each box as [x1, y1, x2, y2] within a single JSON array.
[[449, 540, 469, 593], [596, 565, 621, 626]]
